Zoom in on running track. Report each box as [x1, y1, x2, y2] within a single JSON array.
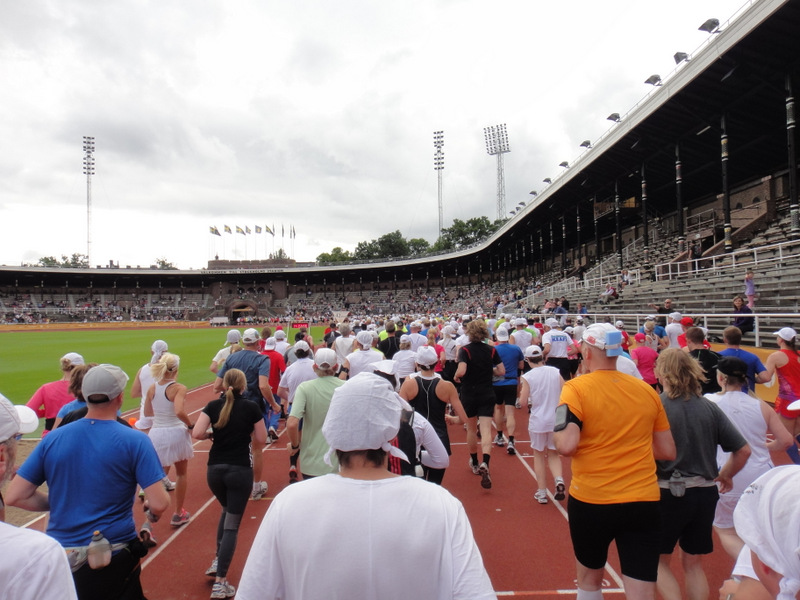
[[19, 382, 773, 599]]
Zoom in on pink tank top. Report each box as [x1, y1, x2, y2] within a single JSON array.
[[777, 349, 800, 402]]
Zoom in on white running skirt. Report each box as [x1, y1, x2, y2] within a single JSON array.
[[149, 425, 194, 466]]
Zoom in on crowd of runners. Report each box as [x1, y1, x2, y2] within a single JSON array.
[[1, 306, 800, 600]]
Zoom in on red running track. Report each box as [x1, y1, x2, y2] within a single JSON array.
[[22, 383, 748, 599]]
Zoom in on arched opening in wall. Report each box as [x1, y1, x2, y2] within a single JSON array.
[[752, 196, 760, 204]]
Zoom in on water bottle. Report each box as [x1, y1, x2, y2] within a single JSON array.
[[87, 530, 112, 569]]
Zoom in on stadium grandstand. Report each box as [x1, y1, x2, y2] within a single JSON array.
[[1, 0, 798, 347]]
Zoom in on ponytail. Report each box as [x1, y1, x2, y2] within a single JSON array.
[[151, 352, 180, 381], [216, 368, 246, 429]]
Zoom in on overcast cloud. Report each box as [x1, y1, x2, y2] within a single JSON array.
[[0, 0, 744, 269]]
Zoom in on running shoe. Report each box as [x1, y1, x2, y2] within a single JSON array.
[[554, 477, 566, 501], [210, 581, 236, 599], [534, 489, 548, 504], [506, 440, 516, 455], [493, 434, 506, 447], [170, 508, 191, 528], [250, 481, 268, 500], [289, 466, 298, 484], [478, 462, 492, 489], [139, 521, 157, 548], [268, 427, 279, 442], [162, 477, 176, 492], [205, 558, 218, 577], [468, 458, 480, 475]]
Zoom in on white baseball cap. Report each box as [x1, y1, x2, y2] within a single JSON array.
[[0, 393, 38, 442], [774, 327, 797, 342]]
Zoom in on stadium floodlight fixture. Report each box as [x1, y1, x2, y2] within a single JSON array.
[[607, 113, 621, 122], [580, 140, 592, 148], [529, 191, 538, 197], [698, 18, 720, 34], [83, 136, 96, 268], [433, 131, 445, 237], [674, 52, 690, 64], [645, 74, 662, 86], [559, 161, 570, 169], [543, 178, 552, 184], [484, 123, 510, 220], [518, 201, 525, 206]]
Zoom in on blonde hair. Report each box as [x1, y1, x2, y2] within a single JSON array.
[[150, 352, 180, 381], [466, 320, 489, 343], [60, 356, 80, 372], [655, 348, 706, 399], [217, 369, 246, 429]]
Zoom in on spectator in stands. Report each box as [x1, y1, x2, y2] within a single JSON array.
[[598, 283, 618, 304], [26, 352, 84, 436], [743, 269, 757, 309], [763, 327, 800, 465], [649, 299, 675, 328], [719, 326, 769, 393], [731, 295, 755, 335], [619, 269, 631, 290], [0, 393, 77, 600], [209, 330, 241, 375]]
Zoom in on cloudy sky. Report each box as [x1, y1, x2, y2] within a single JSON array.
[[0, 0, 744, 270]]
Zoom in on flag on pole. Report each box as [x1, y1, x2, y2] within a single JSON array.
[[210, 226, 221, 236], [282, 224, 285, 237], [224, 225, 232, 234], [291, 225, 296, 239], [236, 226, 245, 235], [265, 225, 274, 236], [255, 225, 262, 234], [246, 226, 251, 234]]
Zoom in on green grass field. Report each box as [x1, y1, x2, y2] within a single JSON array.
[[1, 325, 326, 418]]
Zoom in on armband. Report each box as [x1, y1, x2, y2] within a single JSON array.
[[553, 404, 583, 432], [340, 367, 349, 374]]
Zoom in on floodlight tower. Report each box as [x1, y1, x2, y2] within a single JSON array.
[[433, 131, 445, 238], [484, 123, 510, 221], [83, 136, 95, 267]]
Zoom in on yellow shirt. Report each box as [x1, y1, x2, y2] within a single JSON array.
[[559, 370, 670, 504]]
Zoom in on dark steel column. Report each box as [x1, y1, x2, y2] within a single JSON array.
[[641, 163, 649, 265], [721, 115, 732, 252], [615, 181, 623, 270], [676, 144, 685, 254], [787, 74, 799, 238]]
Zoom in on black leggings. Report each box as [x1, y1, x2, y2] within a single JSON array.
[[207, 464, 252, 578], [73, 542, 144, 600]]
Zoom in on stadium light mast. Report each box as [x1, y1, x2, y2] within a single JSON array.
[[484, 123, 510, 221], [83, 136, 95, 267], [433, 131, 445, 238]]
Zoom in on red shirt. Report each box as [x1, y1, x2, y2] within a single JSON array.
[[260, 350, 287, 393]]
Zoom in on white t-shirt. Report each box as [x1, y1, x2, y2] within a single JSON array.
[[541, 330, 571, 358], [236, 475, 496, 600], [664, 323, 683, 348], [137, 362, 157, 419], [523, 365, 563, 433], [345, 349, 384, 379], [278, 358, 316, 404], [393, 350, 418, 379], [511, 329, 532, 352], [616, 355, 644, 379], [407, 332, 428, 352], [0, 521, 78, 600]]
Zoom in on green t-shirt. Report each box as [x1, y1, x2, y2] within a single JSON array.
[[289, 376, 345, 476]]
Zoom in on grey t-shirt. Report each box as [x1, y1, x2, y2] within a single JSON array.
[[656, 393, 747, 481]]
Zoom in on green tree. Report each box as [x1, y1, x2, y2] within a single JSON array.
[[62, 253, 90, 268], [353, 239, 380, 260], [375, 230, 409, 258], [408, 238, 430, 255], [154, 257, 177, 270], [269, 248, 289, 260], [37, 256, 60, 268], [317, 247, 353, 264], [437, 216, 498, 249]]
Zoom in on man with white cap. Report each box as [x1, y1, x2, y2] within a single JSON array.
[[733, 465, 800, 600], [236, 373, 496, 600], [554, 324, 676, 600], [7, 365, 170, 600], [209, 329, 241, 374], [664, 313, 684, 349], [273, 329, 290, 356], [510, 317, 533, 354], [406, 321, 428, 352], [0, 393, 77, 599], [216, 328, 281, 500], [286, 348, 345, 480], [278, 340, 317, 483], [492, 325, 525, 453], [542, 318, 576, 381], [339, 330, 384, 380]]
